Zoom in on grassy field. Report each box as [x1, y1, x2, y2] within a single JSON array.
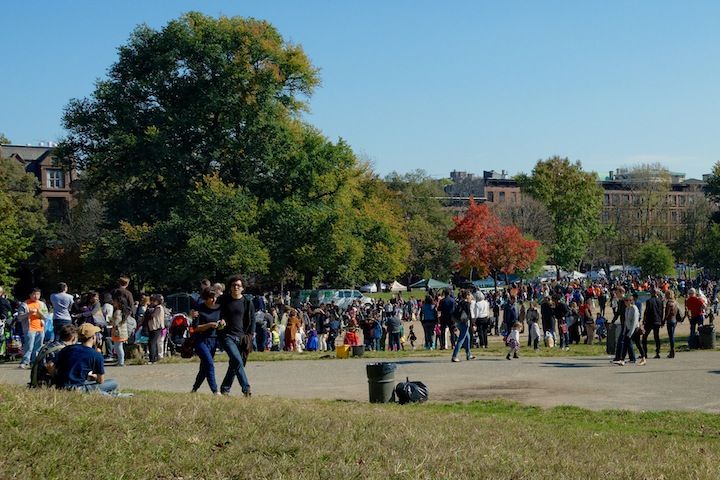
[[2, 384, 720, 479]]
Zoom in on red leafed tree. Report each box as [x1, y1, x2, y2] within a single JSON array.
[[448, 197, 540, 285]]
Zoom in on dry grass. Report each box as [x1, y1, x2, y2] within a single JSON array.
[[1, 385, 719, 479]]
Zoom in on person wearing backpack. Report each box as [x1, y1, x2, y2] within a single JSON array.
[[451, 290, 475, 363], [29, 324, 77, 388]]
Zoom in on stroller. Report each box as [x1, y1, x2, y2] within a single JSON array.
[[2, 314, 23, 361], [166, 313, 191, 356]]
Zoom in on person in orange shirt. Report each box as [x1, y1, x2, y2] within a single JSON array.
[[19, 288, 47, 369]]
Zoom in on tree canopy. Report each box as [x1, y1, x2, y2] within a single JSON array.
[[384, 170, 458, 280], [448, 198, 540, 281], [633, 241, 675, 277], [0, 157, 46, 287], [53, 12, 409, 290], [518, 156, 602, 271]]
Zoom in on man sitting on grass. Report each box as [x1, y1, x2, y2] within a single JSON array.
[[54, 323, 118, 394]]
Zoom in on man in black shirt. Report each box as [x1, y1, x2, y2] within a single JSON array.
[[642, 288, 664, 359], [219, 275, 255, 396]]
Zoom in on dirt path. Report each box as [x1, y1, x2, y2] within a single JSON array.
[[2, 348, 719, 412]]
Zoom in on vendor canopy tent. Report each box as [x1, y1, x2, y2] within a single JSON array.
[[409, 278, 452, 289], [389, 281, 407, 292], [566, 271, 586, 280], [473, 277, 497, 288]]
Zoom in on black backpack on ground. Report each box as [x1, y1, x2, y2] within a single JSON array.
[[394, 377, 429, 405]]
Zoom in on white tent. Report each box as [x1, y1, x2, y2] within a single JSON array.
[[567, 271, 586, 280], [389, 281, 407, 292]]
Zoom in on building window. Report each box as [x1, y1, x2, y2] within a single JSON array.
[[486, 191, 494, 202], [47, 169, 65, 189], [499, 191, 505, 202], [511, 192, 517, 203], [604, 194, 610, 206]]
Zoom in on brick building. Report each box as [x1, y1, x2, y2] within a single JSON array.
[[0, 144, 76, 219], [444, 168, 710, 242]]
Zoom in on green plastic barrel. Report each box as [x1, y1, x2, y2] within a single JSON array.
[[366, 362, 397, 403]]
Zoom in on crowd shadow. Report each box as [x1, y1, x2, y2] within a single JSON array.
[[539, 361, 602, 369]]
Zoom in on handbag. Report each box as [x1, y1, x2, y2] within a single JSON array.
[[180, 336, 196, 359]]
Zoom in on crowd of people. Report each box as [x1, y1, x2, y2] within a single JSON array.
[[0, 272, 717, 395]]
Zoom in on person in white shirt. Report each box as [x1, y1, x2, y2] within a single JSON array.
[[473, 292, 491, 349], [614, 295, 640, 366]]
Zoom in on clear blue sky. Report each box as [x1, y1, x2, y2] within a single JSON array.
[[2, 0, 719, 179]]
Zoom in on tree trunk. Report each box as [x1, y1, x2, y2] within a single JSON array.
[[303, 272, 313, 290], [555, 264, 561, 281]]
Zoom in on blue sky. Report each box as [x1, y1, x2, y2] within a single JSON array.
[[2, 0, 719, 179]]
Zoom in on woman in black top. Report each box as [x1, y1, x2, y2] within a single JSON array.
[[191, 287, 222, 394]]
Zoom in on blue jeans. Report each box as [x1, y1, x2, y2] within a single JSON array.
[[389, 332, 401, 351], [621, 334, 636, 362], [193, 337, 218, 393], [452, 321, 472, 359], [21, 330, 44, 365], [667, 322, 676, 352], [80, 379, 118, 394], [220, 335, 251, 394]]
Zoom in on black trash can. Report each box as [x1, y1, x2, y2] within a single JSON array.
[[606, 323, 618, 355], [352, 345, 365, 357], [366, 362, 397, 403], [699, 324, 716, 350]]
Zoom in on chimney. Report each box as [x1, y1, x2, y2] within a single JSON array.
[[608, 171, 613, 180]]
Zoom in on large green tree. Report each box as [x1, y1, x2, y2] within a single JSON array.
[[56, 12, 319, 226], [517, 156, 603, 272], [384, 170, 458, 281], [633, 240, 675, 277], [54, 13, 408, 289], [0, 156, 47, 288]]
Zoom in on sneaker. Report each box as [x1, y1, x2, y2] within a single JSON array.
[[506, 354, 511, 360], [654, 354, 661, 359], [213, 392, 222, 396], [638, 358, 647, 366], [451, 357, 460, 363], [467, 355, 476, 360], [243, 391, 252, 398], [18, 363, 29, 370], [613, 360, 625, 366]]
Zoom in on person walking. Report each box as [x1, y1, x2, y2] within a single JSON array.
[[218, 275, 255, 397], [663, 290, 679, 358], [642, 289, 664, 359], [190, 287, 221, 394], [451, 290, 475, 363], [614, 295, 639, 366]]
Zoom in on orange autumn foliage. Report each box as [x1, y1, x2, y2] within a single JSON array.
[[448, 197, 540, 278]]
